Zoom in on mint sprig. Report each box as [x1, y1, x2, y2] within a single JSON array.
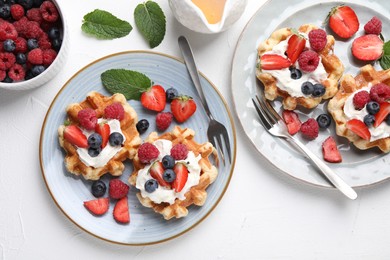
[[82, 9, 132, 39], [134, 1, 166, 48], [380, 41, 390, 70], [101, 69, 152, 100]]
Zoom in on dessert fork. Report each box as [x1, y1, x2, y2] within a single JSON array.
[[178, 36, 231, 165], [251, 95, 357, 200]]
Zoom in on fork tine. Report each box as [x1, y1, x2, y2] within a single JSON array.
[[256, 95, 278, 125], [260, 94, 282, 121], [222, 130, 231, 163], [252, 98, 272, 129], [215, 134, 226, 165]]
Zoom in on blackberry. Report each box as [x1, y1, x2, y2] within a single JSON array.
[[316, 114, 331, 128], [136, 119, 149, 134], [91, 180, 106, 198], [289, 67, 302, 80], [366, 101, 380, 115], [109, 132, 124, 146], [312, 83, 326, 97], [162, 155, 175, 169], [3, 39, 15, 52], [16, 53, 27, 64], [301, 81, 314, 95], [144, 179, 158, 193], [163, 169, 176, 183], [363, 114, 375, 127], [166, 87, 178, 102]]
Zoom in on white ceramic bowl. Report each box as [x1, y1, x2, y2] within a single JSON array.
[[0, 0, 69, 91]]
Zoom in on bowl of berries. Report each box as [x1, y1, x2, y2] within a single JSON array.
[[0, 0, 68, 90]]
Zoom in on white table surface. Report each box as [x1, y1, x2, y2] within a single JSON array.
[[1, 0, 390, 259]]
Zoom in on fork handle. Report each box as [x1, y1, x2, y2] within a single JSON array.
[[287, 137, 358, 200]]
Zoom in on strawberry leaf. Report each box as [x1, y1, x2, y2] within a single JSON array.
[[101, 69, 152, 100], [379, 40, 390, 70]]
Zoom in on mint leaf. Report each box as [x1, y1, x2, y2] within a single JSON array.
[[379, 40, 390, 70], [82, 9, 132, 39], [101, 69, 152, 100], [134, 1, 166, 48]]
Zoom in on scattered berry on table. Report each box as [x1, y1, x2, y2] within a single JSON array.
[[282, 110, 301, 135], [301, 81, 314, 95], [298, 50, 319, 72], [289, 67, 302, 79], [170, 95, 197, 123], [137, 142, 160, 164], [363, 114, 375, 127], [322, 136, 342, 163], [77, 108, 97, 130], [163, 169, 176, 183], [104, 102, 125, 120], [140, 84, 166, 112], [351, 34, 383, 61], [170, 143, 188, 160], [162, 155, 175, 169], [308, 29, 327, 52], [156, 111, 173, 131], [366, 101, 380, 115], [300, 118, 319, 139], [316, 114, 332, 129], [145, 179, 158, 193], [88, 147, 101, 157], [3, 39, 15, 52], [84, 197, 109, 215], [312, 83, 326, 97], [113, 196, 130, 224], [165, 87, 179, 102], [370, 83, 390, 103], [91, 180, 107, 198], [364, 16, 382, 35], [109, 179, 129, 199], [109, 132, 124, 146], [136, 119, 149, 134], [88, 133, 102, 149], [328, 5, 359, 39], [352, 90, 370, 110]]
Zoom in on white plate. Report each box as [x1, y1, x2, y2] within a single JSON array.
[[231, 0, 390, 188], [40, 51, 236, 245]]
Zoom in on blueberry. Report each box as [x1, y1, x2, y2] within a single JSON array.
[[312, 83, 326, 97], [316, 114, 331, 129], [88, 147, 101, 157], [16, 53, 27, 64], [88, 133, 102, 149], [136, 119, 149, 134], [51, 38, 62, 51], [48, 27, 61, 40], [162, 155, 175, 169], [17, 0, 33, 9], [364, 114, 375, 127], [109, 132, 124, 146], [163, 169, 176, 183], [25, 70, 34, 80], [166, 87, 178, 102], [0, 4, 10, 19], [144, 179, 158, 193], [2, 76, 12, 83], [366, 101, 380, 115], [3, 39, 15, 52], [91, 180, 106, 198], [27, 38, 39, 50], [32, 0, 43, 7], [289, 67, 302, 80], [301, 81, 314, 95], [31, 65, 45, 76]]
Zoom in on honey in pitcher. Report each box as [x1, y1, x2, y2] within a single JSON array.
[[191, 0, 227, 24]]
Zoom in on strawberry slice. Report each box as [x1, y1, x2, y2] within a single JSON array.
[[84, 197, 109, 215], [170, 95, 197, 123], [172, 163, 189, 193], [149, 161, 170, 188], [322, 136, 342, 163], [346, 119, 371, 140], [328, 5, 359, 39], [282, 110, 302, 135], [95, 123, 110, 148], [374, 102, 390, 127], [259, 54, 291, 70], [140, 85, 166, 112], [286, 33, 306, 64], [113, 196, 130, 223], [63, 125, 88, 148], [351, 34, 383, 61]]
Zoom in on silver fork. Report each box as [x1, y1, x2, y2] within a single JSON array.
[[252, 95, 357, 200], [178, 36, 231, 165]]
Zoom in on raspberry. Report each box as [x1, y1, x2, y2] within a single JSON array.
[[353, 90, 370, 110], [25, 21, 43, 39], [27, 48, 43, 64], [308, 29, 327, 52], [38, 35, 52, 49], [138, 142, 160, 164], [170, 143, 188, 160], [42, 48, 56, 65], [13, 17, 29, 37], [298, 50, 320, 72], [10, 4, 25, 21], [104, 102, 125, 120], [109, 179, 129, 199], [77, 108, 97, 130], [0, 70, 6, 81], [364, 16, 382, 35], [27, 8, 43, 24], [40, 1, 59, 22], [0, 22, 18, 41], [156, 112, 173, 131], [14, 37, 27, 53], [8, 63, 25, 81], [370, 83, 390, 103], [300, 118, 319, 139], [0, 52, 16, 69]]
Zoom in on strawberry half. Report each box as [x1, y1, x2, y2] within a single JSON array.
[[140, 85, 166, 112], [282, 110, 302, 135], [322, 136, 342, 163], [149, 161, 170, 188], [286, 33, 306, 64], [172, 163, 188, 193], [351, 34, 384, 61], [170, 95, 197, 123], [374, 102, 390, 127], [63, 125, 88, 148], [95, 123, 110, 148], [259, 54, 291, 70], [84, 197, 109, 215], [328, 5, 359, 39], [346, 119, 371, 140], [113, 196, 130, 223]]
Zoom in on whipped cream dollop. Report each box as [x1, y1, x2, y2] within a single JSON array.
[[343, 85, 390, 141], [136, 139, 202, 205], [77, 119, 125, 168], [262, 34, 328, 97]]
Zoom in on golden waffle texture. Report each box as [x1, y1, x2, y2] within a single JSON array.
[[256, 24, 344, 110], [328, 65, 390, 152], [129, 126, 218, 220], [58, 91, 141, 180]]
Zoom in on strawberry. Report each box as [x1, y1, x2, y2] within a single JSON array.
[[149, 161, 170, 187], [282, 110, 301, 135], [140, 85, 166, 112], [95, 123, 110, 148], [63, 125, 88, 148], [84, 197, 109, 215], [113, 196, 130, 223], [328, 5, 359, 39], [170, 95, 197, 123], [286, 33, 306, 64], [259, 54, 291, 70], [346, 119, 371, 140], [322, 136, 342, 163], [172, 163, 188, 193], [374, 102, 390, 127], [351, 34, 383, 61]]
